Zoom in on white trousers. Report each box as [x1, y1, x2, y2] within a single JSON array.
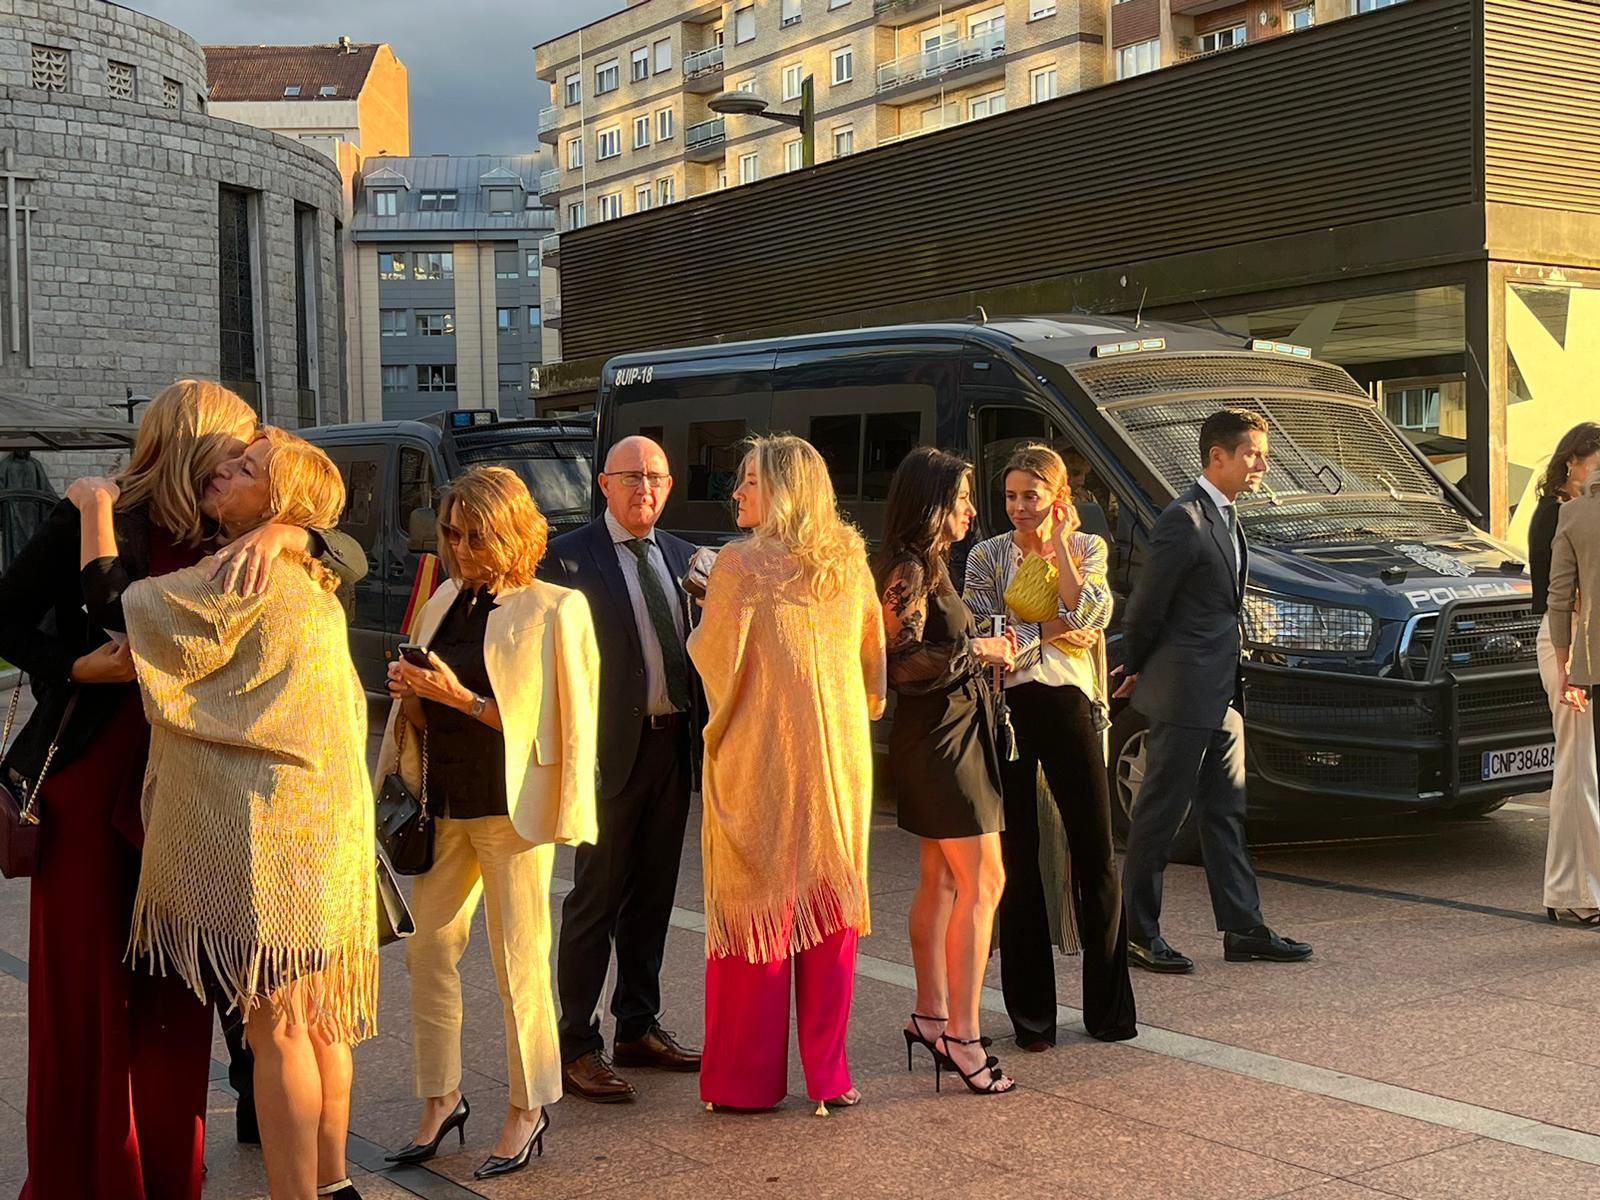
[[1537, 616, 1600, 909]]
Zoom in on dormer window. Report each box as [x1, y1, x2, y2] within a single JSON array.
[[419, 190, 459, 212], [371, 189, 398, 217], [319, 84, 338, 97], [283, 85, 301, 97], [486, 188, 516, 214]]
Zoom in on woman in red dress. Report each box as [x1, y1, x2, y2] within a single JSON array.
[[0, 380, 365, 1200]]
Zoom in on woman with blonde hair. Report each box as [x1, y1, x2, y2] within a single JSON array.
[[963, 443, 1137, 1049], [72, 427, 374, 1200], [381, 465, 600, 1180], [689, 435, 886, 1112], [0, 384, 363, 1200]]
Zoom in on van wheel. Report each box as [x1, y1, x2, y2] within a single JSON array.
[[1108, 707, 1203, 866]]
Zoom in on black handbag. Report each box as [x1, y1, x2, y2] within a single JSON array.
[[375, 848, 415, 947], [0, 679, 77, 880], [375, 713, 433, 875]]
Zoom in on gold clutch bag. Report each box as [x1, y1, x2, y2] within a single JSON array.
[[1004, 553, 1060, 623]]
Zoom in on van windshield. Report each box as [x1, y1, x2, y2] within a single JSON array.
[[1107, 394, 1472, 545], [453, 436, 593, 528]]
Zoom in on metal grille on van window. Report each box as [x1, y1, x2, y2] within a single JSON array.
[[1070, 354, 1369, 405]]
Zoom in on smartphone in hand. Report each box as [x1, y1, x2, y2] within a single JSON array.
[[397, 643, 432, 670]]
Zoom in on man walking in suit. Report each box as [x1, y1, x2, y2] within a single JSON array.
[[541, 435, 702, 1100], [1113, 408, 1312, 974]]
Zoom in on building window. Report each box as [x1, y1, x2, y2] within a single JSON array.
[[782, 64, 803, 101], [495, 248, 519, 279], [371, 189, 398, 217], [1029, 0, 1056, 17], [419, 190, 458, 211], [657, 107, 675, 140], [735, 6, 755, 44], [497, 307, 517, 335], [597, 127, 622, 160], [380, 309, 407, 337], [831, 47, 853, 85], [634, 115, 651, 149], [1288, 5, 1315, 28], [1198, 24, 1247, 52], [382, 366, 409, 393], [107, 60, 136, 101], [319, 84, 338, 96], [739, 152, 760, 184], [833, 125, 854, 157], [31, 45, 68, 93], [284, 85, 301, 96], [379, 252, 407, 280], [655, 38, 673, 72], [217, 187, 260, 413], [595, 60, 619, 94], [636, 184, 653, 211], [1030, 66, 1057, 103], [567, 137, 583, 169], [829, 0, 849, 8], [1115, 38, 1159, 79], [498, 363, 524, 394], [529, 306, 542, 330], [657, 176, 676, 205], [782, 0, 802, 27], [487, 188, 517, 213], [784, 139, 803, 172], [292, 205, 318, 425], [565, 74, 581, 105], [162, 76, 181, 108], [736, 78, 757, 93], [414, 252, 454, 280], [417, 312, 456, 336], [632, 47, 650, 82], [527, 250, 540, 276], [1356, 0, 1406, 11], [1385, 386, 1441, 432], [568, 201, 586, 228], [968, 89, 1006, 119], [419, 364, 457, 393], [598, 191, 624, 221]]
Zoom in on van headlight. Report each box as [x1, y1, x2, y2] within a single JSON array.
[[1242, 589, 1375, 653]]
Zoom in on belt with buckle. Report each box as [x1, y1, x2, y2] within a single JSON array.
[[646, 712, 683, 730]]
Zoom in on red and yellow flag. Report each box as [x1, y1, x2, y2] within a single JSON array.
[[401, 553, 444, 640]]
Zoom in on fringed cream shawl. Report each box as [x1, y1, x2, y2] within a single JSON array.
[[123, 561, 377, 1044], [687, 539, 887, 964]]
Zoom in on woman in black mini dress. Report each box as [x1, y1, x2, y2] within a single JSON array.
[[874, 447, 1016, 1095]]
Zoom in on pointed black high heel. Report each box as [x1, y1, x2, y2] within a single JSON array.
[[933, 1034, 1015, 1096], [1547, 906, 1600, 926], [385, 1095, 470, 1164], [474, 1108, 549, 1180]]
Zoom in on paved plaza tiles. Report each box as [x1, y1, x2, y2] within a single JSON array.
[[1, 698, 1598, 1198]]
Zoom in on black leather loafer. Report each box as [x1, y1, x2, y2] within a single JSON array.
[[1128, 937, 1195, 974]]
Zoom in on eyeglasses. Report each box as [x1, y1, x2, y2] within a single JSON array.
[[439, 522, 489, 550], [607, 471, 671, 490]]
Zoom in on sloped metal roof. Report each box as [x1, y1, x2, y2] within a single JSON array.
[[351, 155, 555, 239]]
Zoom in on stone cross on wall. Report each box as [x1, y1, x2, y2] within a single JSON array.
[[0, 148, 40, 368]]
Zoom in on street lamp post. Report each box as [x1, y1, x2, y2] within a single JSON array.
[[706, 74, 815, 168]]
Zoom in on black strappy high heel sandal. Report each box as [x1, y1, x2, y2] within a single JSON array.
[[1547, 907, 1600, 926], [934, 1034, 1015, 1096], [902, 1013, 946, 1071]]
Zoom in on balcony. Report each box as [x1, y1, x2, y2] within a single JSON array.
[[876, 30, 1006, 99], [538, 105, 561, 143], [538, 168, 561, 198], [880, 114, 974, 146], [545, 290, 562, 329], [873, 0, 960, 27], [541, 232, 560, 267], [685, 117, 727, 161], [683, 45, 725, 93]]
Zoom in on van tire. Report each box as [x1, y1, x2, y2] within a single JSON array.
[[1107, 707, 1203, 866]]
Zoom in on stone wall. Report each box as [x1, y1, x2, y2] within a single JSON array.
[[0, 0, 345, 485]]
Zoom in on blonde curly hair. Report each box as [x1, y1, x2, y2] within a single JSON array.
[[740, 434, 866, 601]]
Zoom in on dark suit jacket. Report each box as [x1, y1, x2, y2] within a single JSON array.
[[539, 517, 702, 801], [1120, 482, 1249, 730]]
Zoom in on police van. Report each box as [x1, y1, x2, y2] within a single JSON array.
[[594, 316, 1550, 846]]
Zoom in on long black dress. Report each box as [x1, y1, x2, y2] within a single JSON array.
[[881, 557, 1004, 839]]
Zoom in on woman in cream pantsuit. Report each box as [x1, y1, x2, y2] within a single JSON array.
[[375, 466, 600, 1181]]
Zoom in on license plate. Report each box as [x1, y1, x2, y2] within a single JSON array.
[[1480, 742, 1556, 781]]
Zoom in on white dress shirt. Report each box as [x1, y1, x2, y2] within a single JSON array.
[[1197, 475, 1240, 575], [605, 509, 686, 716]]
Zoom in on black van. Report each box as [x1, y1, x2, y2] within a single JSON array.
[[594, 316, 1551, 844], [303, 410, 594, 692]]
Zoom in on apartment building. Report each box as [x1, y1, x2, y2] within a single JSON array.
[[533, 0, 1408, 361], [349, 156, 553, 421]]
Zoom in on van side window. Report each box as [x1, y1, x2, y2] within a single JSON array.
[[687, 419, 747, 503], [977, 406, 1120, 539], [396, 446, 434, 536], [323, 445, 384, 556], [809, 410, 921, 501]]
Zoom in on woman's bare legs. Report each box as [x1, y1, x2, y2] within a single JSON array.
[[906, 839, 956, 1042], [309, 1030, 354, 1189], [246, 1003, 322, 1200], [937, 832, 1013, 1090]]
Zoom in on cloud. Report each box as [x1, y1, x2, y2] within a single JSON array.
[[127, 0, 615, 155]]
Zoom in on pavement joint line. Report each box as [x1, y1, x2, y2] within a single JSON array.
[[1253, 869, 1550, 926]]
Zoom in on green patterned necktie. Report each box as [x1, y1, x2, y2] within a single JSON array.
[[626, 538, 691, 713]]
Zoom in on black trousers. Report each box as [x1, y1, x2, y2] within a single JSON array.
[[997, 682, 1137, 1043], [1122, 707, 1263, 943], [557, 719, 692, 1062]]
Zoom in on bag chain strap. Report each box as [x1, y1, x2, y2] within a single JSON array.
[[2, 677, 73, 825], [395, 702, 430, 817]]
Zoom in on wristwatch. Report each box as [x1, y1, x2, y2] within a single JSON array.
[[468, 693, 489, 719]]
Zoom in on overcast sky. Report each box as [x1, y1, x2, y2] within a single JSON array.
[[131, 0, 619, 156]]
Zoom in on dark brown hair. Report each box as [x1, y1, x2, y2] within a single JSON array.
[[1200, 408, 1269, 467], [1538, 422, 1600, 501], [873, 446, 972, 596]]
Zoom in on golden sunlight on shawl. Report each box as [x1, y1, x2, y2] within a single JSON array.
[[123, 561, 377, 1044]]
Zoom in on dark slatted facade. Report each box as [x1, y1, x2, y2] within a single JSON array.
[[558, 0, 1479, 363]]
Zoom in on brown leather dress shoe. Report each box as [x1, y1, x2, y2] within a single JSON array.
[[613, 1025, 702, 1072], [562, 1051, 637, 1103]]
